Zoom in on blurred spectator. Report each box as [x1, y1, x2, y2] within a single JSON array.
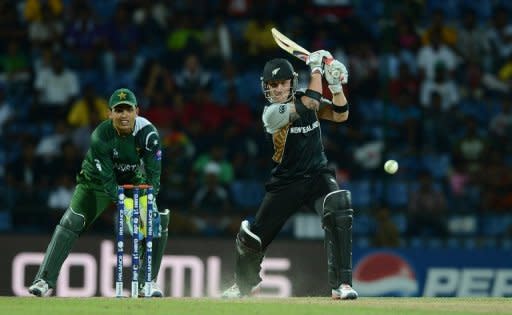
[[195, 87, 227, 132], [348, 40, 380, 99], [27, 2, 65, 53], [67, 84, 109, 128], [421, 8, 457, 48], [226, 0, 252, 17], [160, 132, 195, 210], [64, 0, 103, 70], [419, 63, 459, 111], [49, 140, 82, 182], [143, 93, 174, 132], [0, 1, 27, 46], [224, 86, 253, 131], [100, 2, 143, 86], [479, 150, 512, 212], [447, 161, 476, 213], [193, 144, 234, 186], [417, 27, 459, 82], [380, 12, 421, 79], [190, 161, 234, 236], [388, 62, 420, 103], [455, 8, 490, 67], [488, 98, 512, 151], [33, 55, 80, 122], [0, 40, 31, 92], [35, 119, 71, 161], [421, 91, 453, 153], [452, 116, 488, 175], [498, 52, 512, 85], [165, 13, 203, 68], [211, 61, 244, 106], [486, 6, 512, 67], [24, 0, 63, 22], [242, 12, 277, 66], [385, 91, 421, 153], [202, 15, 233, 67], [137, 58, 175, 108], [47, 174, 74, 213], [0, 88, 14, 136], [131, 2, 169, 58], [174, 54, 212, 102], [372, 207, 400, 247], [406, 170, 448, 238], [154, 92, 199, 132], [5, 138, 50, 226], [46, 140, 80, 225]]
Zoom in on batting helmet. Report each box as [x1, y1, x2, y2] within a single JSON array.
[[260, 58, 298, 103]]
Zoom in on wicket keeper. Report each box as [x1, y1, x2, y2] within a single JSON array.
[[29, 88, 170, 297]]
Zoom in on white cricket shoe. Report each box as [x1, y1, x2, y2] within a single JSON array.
[[221, 283, 260, 298], [139, 281, 163, 297], [29, 279, 50, 297], [332, 284, 358, 300]]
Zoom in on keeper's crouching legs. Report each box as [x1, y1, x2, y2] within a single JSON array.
[[139, 209, 170, 283], [31, 208, 85, 290], [234, 220, 264, 295]]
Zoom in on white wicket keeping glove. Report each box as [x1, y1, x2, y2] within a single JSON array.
[[306, 50, 333, 74], [324, 60, 348, 94], [123, 195, 161, 239]]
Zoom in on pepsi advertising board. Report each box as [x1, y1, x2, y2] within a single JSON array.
[[353, 249, 512, 297], [1, 236, 511, 297]]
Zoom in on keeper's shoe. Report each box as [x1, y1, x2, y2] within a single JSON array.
[[221, 283, 260, 298], [139, 281, 163, 297], [332, 284, 358, 300], [29, 279, 50, 297]]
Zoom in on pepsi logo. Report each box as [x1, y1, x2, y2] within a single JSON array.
[[353, 251, 419, 296]]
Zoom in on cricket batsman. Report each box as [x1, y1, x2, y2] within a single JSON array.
[[222, 51, 358, 299], [29, 88, 170, 297]]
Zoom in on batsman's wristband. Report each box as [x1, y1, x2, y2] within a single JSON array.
[[332, 103, 349, 113], [304, 89, 322, 102]]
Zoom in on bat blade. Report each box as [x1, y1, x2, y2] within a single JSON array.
[[271, 28, 310, 62], [271, 28, 334, 66]]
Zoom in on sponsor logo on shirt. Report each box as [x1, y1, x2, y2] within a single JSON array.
[[113, 163, 138, 172]]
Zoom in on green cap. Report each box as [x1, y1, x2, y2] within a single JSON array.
[[108, 88, 137, 109]]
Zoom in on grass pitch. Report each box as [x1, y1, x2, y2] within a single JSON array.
[[0, 297, 510, 315]]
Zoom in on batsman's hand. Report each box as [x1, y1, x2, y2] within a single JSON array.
[[306, 50, 333, 74], [324, 60, 348, 85], [324, 60, 348, 94]]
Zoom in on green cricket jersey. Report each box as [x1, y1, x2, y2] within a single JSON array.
[[77, 117, 162, 200]]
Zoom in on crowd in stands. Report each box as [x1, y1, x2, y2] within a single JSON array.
[[1, 0, 512, 249]]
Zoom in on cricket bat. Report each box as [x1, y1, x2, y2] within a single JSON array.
[[271, 28, 334, 65]]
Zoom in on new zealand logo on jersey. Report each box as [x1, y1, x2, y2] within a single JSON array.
[[289, 121, 320, 134]]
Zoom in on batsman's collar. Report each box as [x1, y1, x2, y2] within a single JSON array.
[[109, 88, 137, 109]]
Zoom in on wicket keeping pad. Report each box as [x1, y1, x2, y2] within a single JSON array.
[[123, 196, 162, 239]]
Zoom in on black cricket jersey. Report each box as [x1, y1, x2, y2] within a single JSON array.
[[267, 95, 328, 179]]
